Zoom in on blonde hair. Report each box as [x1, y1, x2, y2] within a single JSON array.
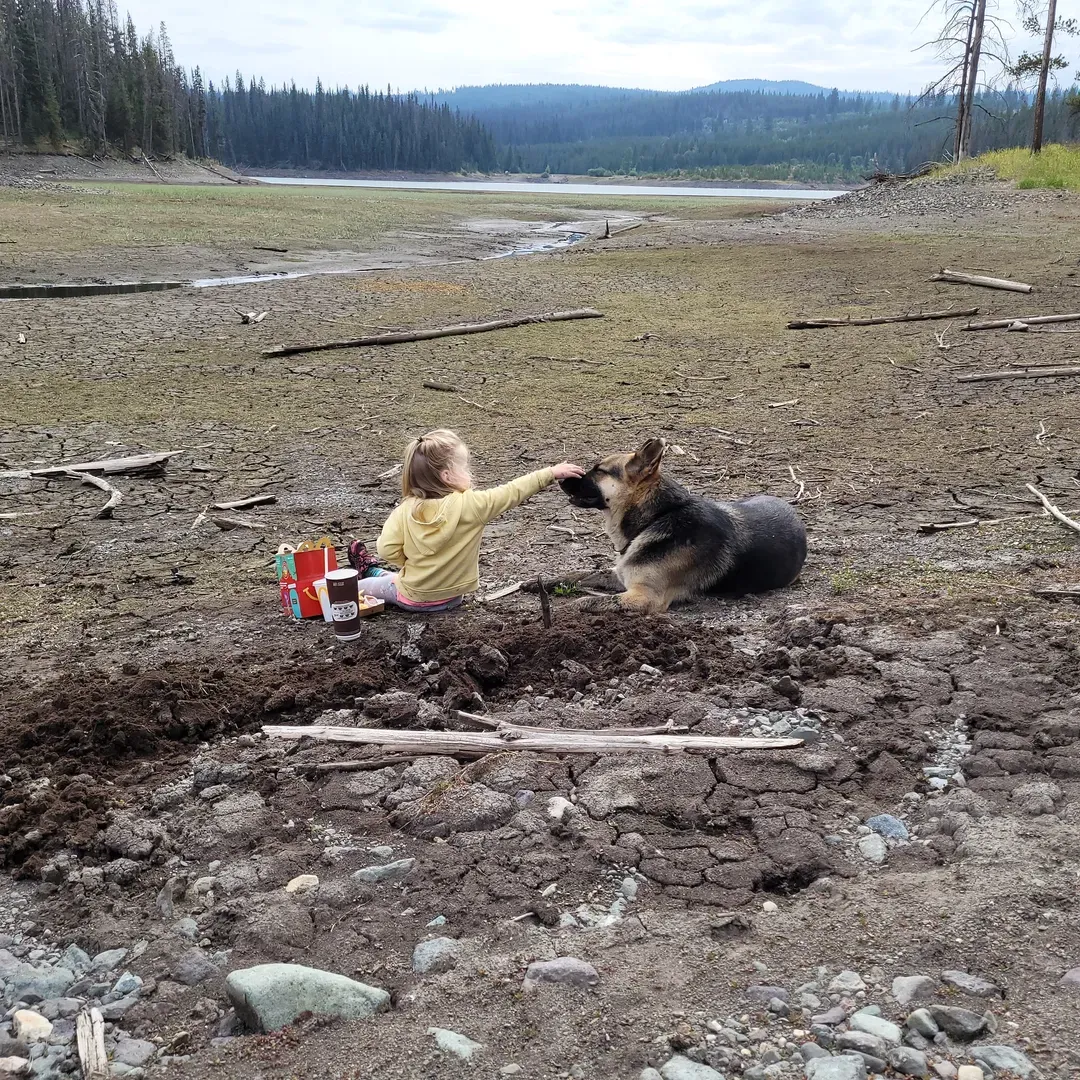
[[401, 429, 469, 500]]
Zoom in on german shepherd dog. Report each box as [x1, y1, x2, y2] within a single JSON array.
[[558, 438, 807, 613]]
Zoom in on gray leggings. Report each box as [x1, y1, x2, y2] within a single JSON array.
[[360, 573, 463, 612]]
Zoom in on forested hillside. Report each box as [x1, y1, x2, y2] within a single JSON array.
[[0, 0, 497, 172]]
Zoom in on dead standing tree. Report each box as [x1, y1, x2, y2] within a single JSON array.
[[1009, 0, 1078, 152]]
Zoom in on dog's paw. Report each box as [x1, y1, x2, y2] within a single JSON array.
[[573, 594, 621, 614]]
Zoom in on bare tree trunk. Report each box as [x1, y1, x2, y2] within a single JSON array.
[[959, 0, 987, 159], [1032, 0, 1058, 153], [954, 1, 976, 159]]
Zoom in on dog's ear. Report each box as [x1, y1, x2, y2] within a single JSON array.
[[627, 438, 666, 481]]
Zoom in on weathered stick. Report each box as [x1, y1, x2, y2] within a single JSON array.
[[1026, 484, 1080, 536], [963, 312, 1080, 331], [263, 724, 803, 754], [931, 269, 1033, 293], [957, 366, 1080, 383], [481, 582, 523, 602], [211, 515, 260, 531], [141, 153, 165, 183], [212, 494, 277, 511], [917, 518, 1012, 533], [65, 470, 122, 519], [77, 1008, 108, 1080], [788, 307, 977, 330], [455, 710, 690, 737], [254, 246, 289, 253], [1033, 588, 1080, 601], [537, 576, 553, 629], [0, 451, 183, 480], [262, 308, 604, 358], [422, 381, 459, 393]]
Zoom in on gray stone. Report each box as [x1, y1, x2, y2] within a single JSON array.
[[640, 1072, 663, 1080], [173, 950, 219, 987], [906, 1010, 939, 1038], [746, 985, 790, 1004], [659, 1056, 723, 1080], [857, 834, 888, 864], [225, 964, 390, 1033], [812, 1006, 847, 1026], [888, 1047, 929, 1076], [112, 973, 142, 996], [90, 950, 127, 973], [768, 997, 789, 1017], [57, 948, 90, 976], [174, 919, 198, 941], [866, 814, 908, 839], [523, 957, 599, 989], [37, 1001, 79, 1022], [428, 1027, 483, 1061], [112, 1040, 156, 1068], [9, 966, 75, 1004], [835, 1031, 887, 1057], [351, 859, 415, 885], [940, 971, 1000, 998], [806, 1058, 867, 1080], [411, 938, 460, 975], [828, 970, 867, 995], [98, 994, 139, 1021], [969, 1045, 1038, 1078], [892, 975, 937, 1006], [927, 1005, 986, 1040], [1061, 966, 1080, 989], [849, 1053, 886, 1075], [1011, 781, 1062, 816], [802, 1043, 832, 1061], [849, 1013, 902, 1045]]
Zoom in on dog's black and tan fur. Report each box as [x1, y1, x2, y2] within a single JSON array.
[[559, 438, 807, 613]]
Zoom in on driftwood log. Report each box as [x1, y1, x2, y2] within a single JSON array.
[[212, 494, 277, 511], [0, 451, 183, 480], [963, 312, 1080, 331], [263, 723, 802, 754], [957, 366, 1080, 383], [65, 470, 122, 519], [262, 308, 604, 358], [931, 269, 1033, 293], [455, 710, 690, 737], [788, 308, 977, 330], [1026, 484, 1080, 536], [76, 1008, 108, 1080]]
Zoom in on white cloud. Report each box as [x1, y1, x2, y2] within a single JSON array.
[[119, 0, 1039, 94]]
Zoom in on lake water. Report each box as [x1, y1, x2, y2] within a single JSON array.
[[253, 176, 848, 200]]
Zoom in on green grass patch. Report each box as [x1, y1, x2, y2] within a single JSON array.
[[942, 144, 1080, 190]]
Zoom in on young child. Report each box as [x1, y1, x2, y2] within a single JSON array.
[[355, 429, 584, 612]]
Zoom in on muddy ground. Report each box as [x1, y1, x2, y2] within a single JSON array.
[[0, 171, 1077, 1078]]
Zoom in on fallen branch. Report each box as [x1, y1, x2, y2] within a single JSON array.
[[211, 515, 260, 531], [528, 354, 604, 366], [788, 307, 977, 330], [357, 463, 403, 488], [537, 575, 553, 630], [213, 494, 277, 511], [77, 1008, 108, 1080], [675, 370, 729, 382], [455, 710, 690, 738], [254, 246, 289, 253], [422, 381, 459, 393], [917, 518, 1012, 533], [1033, 588, 1080, 601], [931, 269, 1033, 293], [311, 754, 428, 774], [263, 308, 604, 358], [65, 470, 122, 519], [0, 510, 44, 520], [141, 153, 165, 182], [481, 582, 522, 602], [1026, 484, 1080, 536], [0, 451, 183, 480], [963, 312, 1080, 331], [263, 724, 804, 754], [957, 366, 1080, 383]]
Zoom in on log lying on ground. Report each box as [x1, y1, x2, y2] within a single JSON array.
[[957, 366, 1080, 383], [455, 709, 689, 737], [77, 1008, 108, 1080], [1033, 588, 1080, 601], [65, 470, 122, 519], [0, 451, 183, 480], [262, 308, 604, 358], [212, 494, 277, 511], [263, 723, 803, 754], [1026, 483, 1080, 536], [788, 307, 977, 330], [963, 311, 1080, 331], [931, 269, 1033, 293]]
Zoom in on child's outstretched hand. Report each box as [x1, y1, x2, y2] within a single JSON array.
[[551, 462, 585, 480]]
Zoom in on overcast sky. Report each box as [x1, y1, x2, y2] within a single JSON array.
[[118, 0, 1041, 95]]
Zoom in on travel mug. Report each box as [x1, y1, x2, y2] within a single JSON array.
[[313, 578, 333, 623], [325, 568, 362, 641]]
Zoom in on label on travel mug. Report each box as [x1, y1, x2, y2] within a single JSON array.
[[325, 568, 362, 641]]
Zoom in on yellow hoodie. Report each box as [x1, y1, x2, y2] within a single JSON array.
[[376, 468, 555, 602]]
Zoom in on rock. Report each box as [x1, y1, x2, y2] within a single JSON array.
[[113, 1039, 157, 1068], [465, 644, 510, 685], [934, 1065, 958, 1080], [547, 797, 575, 821], [363, 691, 420, 725], [926, 1005, 986, 1040], [112, 972, 142, 995], [940, 970, 1000, 998], [10, 1016, 49, 1045], [102, 815, 166, 861], [58, 947, 90, 975], [835, 1031, 887, 1057], [428, 1027, 483, 1061], [857, 834, 888, 864], [746, 985, 790, 1004], [812, 1006, 847, 1026], [38, 999, 80, 1021], [806, 1058, 867, 1080], [889, 1047, 929, 1076], [411, 938, 460, 975], [173, 950, 220, 987], [99, 993, 140, 1021], [828, 970, 867, 995], [351, 859, 415, 885], [284, 875, 319, 895], [865, 814, 908, 840], [640, 1071, 663, 1080], [709, 913, 751, 940], [90, 949, 127, 973], [892, 975, 937, 1006], [956, 1068, 983, 1080], [0, 1059, 28, 1077], [523, 957, 598, 990], [226, 964, 390, 1032], [500, 1067, 524, 1077], [968, 1045, 1038, 1078], [768, 996, 789, 1016], [9, 965, 74, 1003], [762, 900, 778, 913], [802, 1043, 832, 1061], [906, 1010, 939, 1038], [849, 1013, 901, 1044], [1059, 965, 1080, 988], [1011, 781, 1062, 816], [659, 1056, 723, 1080]]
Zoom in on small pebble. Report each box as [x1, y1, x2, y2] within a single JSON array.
[[762, 901, 778, 914]]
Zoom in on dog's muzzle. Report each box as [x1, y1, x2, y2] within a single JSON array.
[[560, 474, 606, 510]]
